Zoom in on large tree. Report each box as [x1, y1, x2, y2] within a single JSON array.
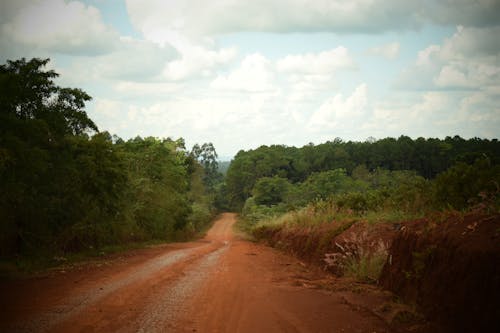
[[0, 58, 97, 136]]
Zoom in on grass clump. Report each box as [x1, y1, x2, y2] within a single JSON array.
[[324, 231, 389, 283]]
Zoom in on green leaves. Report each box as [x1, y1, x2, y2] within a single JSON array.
[[0, 58, 57, 119], [190, 142, 222, 191], [0, 58, 97, 137], [226, 136, 500, 213], [120, 136, 191, 237], [253, 176, 291, 206], [434, 157, 500, 210], [0, 58, 217, 257]]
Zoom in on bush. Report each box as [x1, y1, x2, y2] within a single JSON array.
[[187, 202, 213, 233], [253, 176, 291, 206], [324, 231, 388, 283], [434, 158, 500, 210], [242, 197, 288, 225]]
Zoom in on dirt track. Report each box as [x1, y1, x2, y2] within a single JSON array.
[[0, 213, 394, 332]]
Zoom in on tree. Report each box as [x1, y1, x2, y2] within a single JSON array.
[[252, 177, 291, 206], [0, 57, 222, 257], [191, 142, 221, 191], [434, 157, 500, 209], [0, 58, 100, 254], [0, 58, 97, 137]]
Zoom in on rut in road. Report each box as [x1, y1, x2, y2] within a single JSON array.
[[14, 245, 206, 332], [137, 245, 229, 333], [6, 241, 230, 332]]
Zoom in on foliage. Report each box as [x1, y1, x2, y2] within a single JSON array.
[[119, 137, 192, 239], [226, 145, 303, 210], [0, 58, 216, 260], [343, 253, 388, 283], [252, 176, 291, 206], [241, 197, 288, 225], [226, 137, 500, 210], [190, 142, 222, 191], [293, 169, 367, 206], [433, 157, 500, 210]]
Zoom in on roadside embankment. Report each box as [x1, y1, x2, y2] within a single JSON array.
[[251, 211, 500, 332], [380, 212, 500, 333]]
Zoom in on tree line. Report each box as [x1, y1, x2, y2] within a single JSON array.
[[0, 58, 221, 258], [226, 136, 500, 213]]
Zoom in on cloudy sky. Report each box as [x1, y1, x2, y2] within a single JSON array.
[[1, 0, 499, 158]]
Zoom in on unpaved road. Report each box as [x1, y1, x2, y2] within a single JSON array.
[[0, 213, 395, 332]]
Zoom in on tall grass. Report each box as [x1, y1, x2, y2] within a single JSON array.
[[324, 231, 389, 282], [247, 199, 396, 283]]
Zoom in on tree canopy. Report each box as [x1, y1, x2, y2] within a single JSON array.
[[0, 58, 218, 257], [226, 137, 500, 211]]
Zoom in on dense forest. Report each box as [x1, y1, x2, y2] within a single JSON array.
[[0, 58, 222, 259], [225, 131, 500, 216]]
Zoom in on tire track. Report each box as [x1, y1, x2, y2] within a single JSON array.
[[136, 242, 230, 333], [8, 244, 212, 333]]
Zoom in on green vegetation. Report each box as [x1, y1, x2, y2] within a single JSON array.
[[228, 133, 499, 283], [343, 250, 387, 283], [226, 138, 500, 212], [0, 58, 223, 266]]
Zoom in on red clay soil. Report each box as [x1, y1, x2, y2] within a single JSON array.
[[255, 219, 399, 274], [379, 212, 500, 333], [0, 213, 399, 333]]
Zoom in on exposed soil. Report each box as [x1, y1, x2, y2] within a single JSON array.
[[254, 219, 399, 274], [0, 213, 402, 333], [380, 212, 500, 333], [251, 211, 500, 333]]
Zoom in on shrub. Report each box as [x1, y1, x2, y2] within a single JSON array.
[[324, 231, 388, 283], [434, 157, 500, 210]]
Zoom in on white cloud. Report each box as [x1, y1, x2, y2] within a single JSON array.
[[397, 26, 500, 90], [415, 44, 441, 66], [309, 83, 368, 130], [113, 81, 183, 96], [458, 90, 500, 125], [1, 0, 118, 55], [285, 74, 335, 103], [117, 4, 239, 82], [434, 64, 471, 88], [163, 44, 237, 81], [126, 0, 422, 38], [277, 47, 356, 74], [211, 53, 276, 92], [126, 0, 499, 41], [353, 91, 456, 139], [367, 42, 400, 60], [41, 37, 178, 89], [91, 94, 294, 156], [423, 0, 500, 28], [362, 89, 499, 139], [97, 37, 177, 81], [372, 92, 450, 126], [439, 25, 500, 58]]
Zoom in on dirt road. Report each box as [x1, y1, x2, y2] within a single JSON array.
[[0, 213, 394, 332]]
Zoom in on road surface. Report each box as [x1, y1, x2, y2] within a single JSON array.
[[0, 213, 394, 332]]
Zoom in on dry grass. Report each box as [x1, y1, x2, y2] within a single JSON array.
[[324, 230, 389, 283]]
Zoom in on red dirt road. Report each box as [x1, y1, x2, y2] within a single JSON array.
[[0, 213, 394, 332]]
